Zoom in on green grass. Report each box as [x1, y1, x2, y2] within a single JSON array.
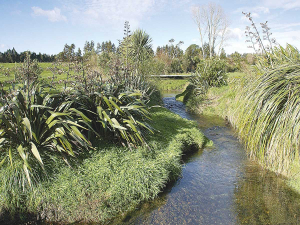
[[173, 72, 245, 114], [152, 78, 189, 91], [199, 71, 246, 116], [0, 62, 78, 90], [183, 69, 300, 193], [0, 106, 211, 224], [0, 63, 53, 80]]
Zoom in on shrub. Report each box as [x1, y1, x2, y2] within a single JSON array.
[[191, 59, 227, 90], [0, 84, 90, 186], [70, 88, 153, 148]]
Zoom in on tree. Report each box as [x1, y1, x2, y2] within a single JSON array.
[[220, 48, 226, 59], [183, 44, 201, 72], [128, 29, 153, 73], [76, 48, 82, 61], [96, 42, 101, 54], [192, 3, 229, 59]]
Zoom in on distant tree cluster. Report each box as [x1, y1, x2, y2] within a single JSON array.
[[0, 48, 55, 63], [152, 39, 228, 74], [0, 14, 256, 77], [55, 41, 117, 71]]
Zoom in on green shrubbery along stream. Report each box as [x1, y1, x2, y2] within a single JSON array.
[[0, 52, 210, 223], [178, 44, 300, 192], [0, 106, 210, 224]]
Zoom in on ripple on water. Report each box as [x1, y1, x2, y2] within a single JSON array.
[[115, 95, 300, 225]]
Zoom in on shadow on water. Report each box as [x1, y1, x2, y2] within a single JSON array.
[[7, 94, 300, 225], [116, 94, 300, 225]]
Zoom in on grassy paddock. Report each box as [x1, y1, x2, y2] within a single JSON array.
[[0, 62, 96, 91], [0, 106, 211, 224], [151, 78, 189, 91], [0, 63, 53, 81]]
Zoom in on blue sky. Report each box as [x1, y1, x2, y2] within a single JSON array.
[[1, 0, 300, 55]]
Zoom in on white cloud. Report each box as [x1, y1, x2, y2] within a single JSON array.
[[234, 6, 269, 14], [0, 44, 6, 49], [254, 6, 270, 13], [262, 0, 300, 10], [228, 27, 244, 40], [32, 7, 67, 22], [273, 22, 300, 30], [64, 0, 165, 28], [274, 30, 300, 46], [224, 41, 253, 55]]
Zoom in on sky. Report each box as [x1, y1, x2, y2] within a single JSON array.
[[1, 0, 300, 55]]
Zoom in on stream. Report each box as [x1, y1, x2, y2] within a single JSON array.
[[118, 93, 300, 224]]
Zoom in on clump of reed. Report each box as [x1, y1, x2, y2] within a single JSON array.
[[233, 63, 300, 175]]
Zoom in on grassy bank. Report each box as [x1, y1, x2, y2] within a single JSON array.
[[175, 72, 244, 115], [178, 70, 300, 192], [0, 106, 211, 224]]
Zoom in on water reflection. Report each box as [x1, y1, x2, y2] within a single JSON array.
[[234, 163, 300, 224], [117, 95, 300, 225]]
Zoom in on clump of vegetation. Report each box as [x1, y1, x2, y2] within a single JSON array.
[[176, 58, 227, 113], [234, 64, 300, 175], [0, 106, 210, 224], [0, 84, 91, 184], [192, 59, 227, 89], [193, 13, 300, 185], [0, 25, 212, 224], [229, 13, 300, 175]]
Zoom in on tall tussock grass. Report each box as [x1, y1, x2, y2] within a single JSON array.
[[196, 44, 300, 178], [233, 63, 300, 175]]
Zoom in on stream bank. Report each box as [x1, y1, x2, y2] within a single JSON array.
[[117, 93, 300, 225]]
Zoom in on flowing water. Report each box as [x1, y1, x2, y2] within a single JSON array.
[[117, 93, 300, 225]]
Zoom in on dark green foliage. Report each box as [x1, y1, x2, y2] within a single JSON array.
[[182, 44, 201, 73], [192, 59, 227, 89], [0, 84, 90, 186], [0, 48, 55, 63], [175, 84, 197, 104], [0, 107, 209, 224], [71, 88, 153, 147]]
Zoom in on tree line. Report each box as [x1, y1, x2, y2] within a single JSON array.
[[0, 48, 55, 63]]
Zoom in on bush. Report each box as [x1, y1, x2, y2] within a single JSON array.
[[69, 67, 154, 147], [0, 84, 90, 186], [191, 59, 227, 89], [0, 107, 211, 224], [70, 88, 153, 147]]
